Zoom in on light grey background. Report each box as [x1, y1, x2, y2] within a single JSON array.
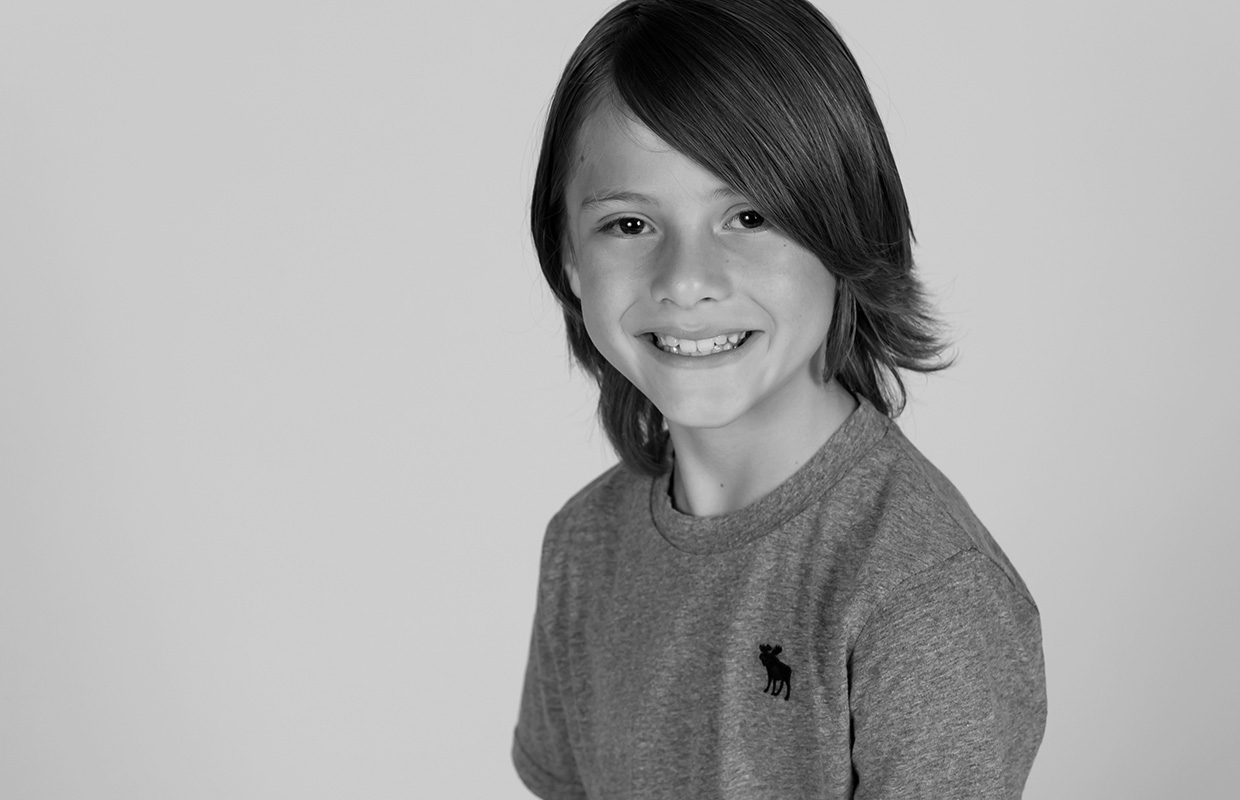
[[1, 1, 1236, 797]]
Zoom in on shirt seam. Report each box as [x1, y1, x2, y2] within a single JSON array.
[[852, 547, 1037, 657], [889, 431, 1039, 610], [649, 411, 892, 555]]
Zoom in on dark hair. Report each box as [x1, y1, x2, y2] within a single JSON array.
[[532, 0, 953, 477]]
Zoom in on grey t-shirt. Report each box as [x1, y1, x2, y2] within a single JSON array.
[[513, 397, 1046, 799]]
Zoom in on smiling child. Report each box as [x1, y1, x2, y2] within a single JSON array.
[[513, 1, 1047, 798]]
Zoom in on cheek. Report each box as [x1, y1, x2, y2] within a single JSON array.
[[814, 274, 838, 324], [794, 251, 837, 321], [758, 250, 836, 330], [576, 253, 640, 324], [573, 268, 631, 358], [575, 270, 611, 325]]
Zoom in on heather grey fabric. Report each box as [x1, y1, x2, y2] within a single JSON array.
[[513, 397, 1046, 799]]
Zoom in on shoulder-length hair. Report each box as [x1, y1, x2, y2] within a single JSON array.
[[532, 0, 953, 477]]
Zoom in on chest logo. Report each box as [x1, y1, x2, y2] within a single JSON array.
[[758, 644, 792, 701]]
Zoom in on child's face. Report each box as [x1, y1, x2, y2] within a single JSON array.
[[563, 106, 837, 434]]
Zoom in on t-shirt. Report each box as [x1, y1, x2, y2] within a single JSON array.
[[513, 397, 1047, 799]]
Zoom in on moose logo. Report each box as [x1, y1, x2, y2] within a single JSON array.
[[758, 644, 792, 701]]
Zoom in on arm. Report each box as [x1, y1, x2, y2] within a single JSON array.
[[849, 549, 1047, 799], [512, 590, 588, 800]]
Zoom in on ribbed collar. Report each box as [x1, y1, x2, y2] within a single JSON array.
[[649, 395, 890, 554]]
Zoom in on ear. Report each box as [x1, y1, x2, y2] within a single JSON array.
[[563, 255, 583, 300]]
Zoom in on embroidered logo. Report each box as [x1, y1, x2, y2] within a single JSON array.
[[758, 644, 791, 701]]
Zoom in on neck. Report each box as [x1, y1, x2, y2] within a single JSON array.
[[668, 379, 858, 517]]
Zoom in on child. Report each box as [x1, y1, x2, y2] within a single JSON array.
[[513, 0, 1047, 797]]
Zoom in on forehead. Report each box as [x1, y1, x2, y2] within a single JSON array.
[[574, 103, 669, 164], [568, 104, 728, 207]]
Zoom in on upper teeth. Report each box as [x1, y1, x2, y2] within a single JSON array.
[[653, 331, 748, 355]]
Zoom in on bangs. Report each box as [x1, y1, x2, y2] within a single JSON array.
[[608, 0, 876, 260]]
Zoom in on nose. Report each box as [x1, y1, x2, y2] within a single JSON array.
[[650, 228, 732, 308]]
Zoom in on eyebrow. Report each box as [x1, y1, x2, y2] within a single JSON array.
[[580, 191, 657, 211], [579, 186, 744, 211]]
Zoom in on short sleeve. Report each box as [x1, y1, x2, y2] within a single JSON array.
[[512, 587, 588, 800], [849, 549, 1047, 800]]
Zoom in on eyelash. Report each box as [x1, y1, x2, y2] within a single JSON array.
[[600, 217, 649, 236], [726, 210, 768, 231], [599, 210, 768, 236]]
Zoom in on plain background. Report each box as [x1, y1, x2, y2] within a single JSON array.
[[2, 1, 1237, 797]]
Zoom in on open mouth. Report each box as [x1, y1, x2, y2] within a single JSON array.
[[649, 331, 754, 357]]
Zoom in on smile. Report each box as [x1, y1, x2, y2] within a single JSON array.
[[650, 331, 753, 357]]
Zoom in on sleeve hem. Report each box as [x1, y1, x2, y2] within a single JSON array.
[[512, 732, 589, 800]]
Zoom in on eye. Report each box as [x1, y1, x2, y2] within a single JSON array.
[[726, 209, 768, 231], [601, 217, 648, 236]]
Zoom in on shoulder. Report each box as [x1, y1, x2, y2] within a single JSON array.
[[544, 461, 648, 546], [832, 413, 1037, 614], [535, 461, 650, 589]]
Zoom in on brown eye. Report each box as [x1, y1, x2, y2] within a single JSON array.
[[735, 210, 766, 230], [608, 217, 646, 235]]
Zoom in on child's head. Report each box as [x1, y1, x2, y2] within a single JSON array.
[[533, 0, 951, 476]]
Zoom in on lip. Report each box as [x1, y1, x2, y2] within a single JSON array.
[[641, 330, 761, 368], [639, 326, 756, 340]]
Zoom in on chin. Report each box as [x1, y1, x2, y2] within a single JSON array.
[[653, 396, 750, 432]]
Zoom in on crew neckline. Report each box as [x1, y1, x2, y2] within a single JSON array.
[[649, 395, 890, 554]]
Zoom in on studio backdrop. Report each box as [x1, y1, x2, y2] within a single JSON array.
[[1, 1, 1236, 797]]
